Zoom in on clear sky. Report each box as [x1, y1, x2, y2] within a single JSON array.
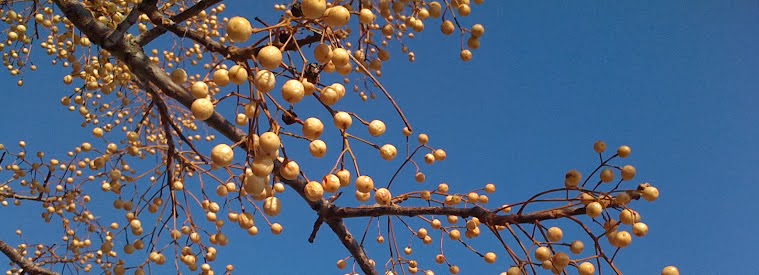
[[1, 1, 758, 274]]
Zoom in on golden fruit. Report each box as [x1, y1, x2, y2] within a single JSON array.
[[375, 188, 392, 205], [280, 160, 300, 180], [621, 165, 636, 181], [586, 202, 603, 218], [484, 252, 496, 264], [263, 197, 281, 216], [190, 81, 209, 99], [257, 46, 282, 70], [301, 0, 327, 19], [228, 65, 248, 85], [331, 48, 350, 67], [171, 69, 187, 84], [314, 44, 333, 64], [368, 120, 386, 137], [213, 69, 230, 87], [471, 24, 485, 38], [309, 140, 327, 158], [617, 145, 631, 158], [281, 79, 305, 103], [304, 181, 324, 201], [593, 141, 606, 153], [226, 16, 252, 43], [355, 175, 374, 193], [661, 266, 680, 275], [359, 8, 375, 24], [191, 98, 214, 120], [319, 174, 339, 193], [333, 111, 352, 130], [578, 262, 595, 275], [642, 186, 659, 202], [254, 70, 276, 93], [210, 144, 234, 167], [324, 5, 350, 27], [379, 144, 397, 161]]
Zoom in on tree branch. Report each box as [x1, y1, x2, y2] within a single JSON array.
[[51, 2, 374, 273], [103, 0, 158, 48], [0, 240, 59, 275], [142, 5, 322, 62], [136, 0, 222, 46], [331, 192, 640, 227]]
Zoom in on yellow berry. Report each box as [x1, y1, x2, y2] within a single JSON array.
[[434, 149, 447, 161], [324, 5, 350, 27], [375, 188, 392, 205], [302, 117, 324, 140], [257, 46, 282, 70], [546, 227, 563, 242], [642, 186, 659, 202], [304, 181, 324, 201], [359, 8, 375, 24], [308, 140, 327, 158], [259, 132, 281, 153], [355, 175, 374, 193], [333, 111, 352, 130], [368, 120, 386, 137], [484, 252, 496, 264], [254, 70, 276, 93], [578, 262, 595, 275], [213, 69, 230, 87], [564, 170, 582, 188], [632, 222, 648, 237], [301, 0, 326, 19], [190, 81, 209, 99], [191, 98, 214, 120], [615, 231, 632, 248], [314, 44, 333, 64], [661, 266, 680, 275], [621, 165, 636, 181], [270, 223, 283, 235], [534, 246, 551, 262], [586, 202, 602, 218], [171, 69, 187, 84], [226, 16, 252, 43], [471, 24, 485, 38], [600, 169, 615, 183], [570, 240, 584, 254], [280, 160, 300, 180], [484, 183, 496, 193], [210, 144, 234, 167], [460, 49, 473, 62], [593, 141, 606, 153], [281, 79, 305, 103], [263, 197, 281, 216], [228, 65, 248, 85], [617, 145, 631, 158], [441, 20, 455, 35], [379, 144, 398, 161]]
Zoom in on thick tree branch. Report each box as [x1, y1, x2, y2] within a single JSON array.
[[0, 240, 59, 275]]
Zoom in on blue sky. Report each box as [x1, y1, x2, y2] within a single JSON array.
[[1, 1, 758, 274]]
